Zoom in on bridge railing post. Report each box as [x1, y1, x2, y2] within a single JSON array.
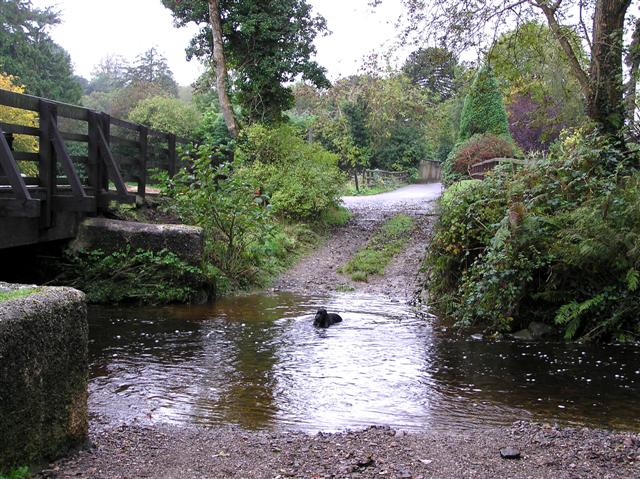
[[38, 101, 56, 227], [99, 113, 111, 196], [138, 126, 148, 199], [87, 110, 100, 211]]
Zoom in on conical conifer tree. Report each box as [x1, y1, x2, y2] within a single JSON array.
[[458, 65, 510, 141]]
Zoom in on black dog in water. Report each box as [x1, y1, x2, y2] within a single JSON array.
[[313, 308, 343, 328]]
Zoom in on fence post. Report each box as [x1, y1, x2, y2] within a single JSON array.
[[99, 113, 111, 193], [167, 134, 176, 177], [38, 101, 55, 227], [138, 126, 148, 199]]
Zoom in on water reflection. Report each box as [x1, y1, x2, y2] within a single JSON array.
[[88, 293, 640, 432]]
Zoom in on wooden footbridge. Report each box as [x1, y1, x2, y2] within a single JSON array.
[[0, 89, 188, 250]]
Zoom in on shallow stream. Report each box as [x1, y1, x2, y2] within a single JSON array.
[[89, 292, 640, 432]]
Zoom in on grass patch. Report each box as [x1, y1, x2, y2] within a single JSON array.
[[343, 183, 403, 196], [334, 283, 356, 292], [339, 214, 414, 281], [319, 205, 352, 226], [0, 466, 29, 479], [0, 288, 38, 302]]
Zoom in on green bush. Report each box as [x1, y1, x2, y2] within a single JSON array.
[[60, 247, 209, 304], [157, 145, 325, 292], [156, 156, 276, 291], [235, 124, 346, 220], [443, 66, 514, 185], [426, 129, 640, 341], [320, 205, 352, 226], [196, 110, 235, 162], [371, 123, 430, 171], [128, 96, 201, 138]]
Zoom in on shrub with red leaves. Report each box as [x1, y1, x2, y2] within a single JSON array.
[[453, 134, 517, 175]]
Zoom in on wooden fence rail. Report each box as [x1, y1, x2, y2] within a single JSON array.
[[468, 157, 529, 180], [362, 168, 410, 187], [0, 88, 190, 249]]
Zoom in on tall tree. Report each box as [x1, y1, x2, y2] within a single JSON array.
[[163, 0, 330, 127], [402, 46, 458, 100], [127, 47, 178, 97], [0, 0, 82, 102], [387, 0, 634, 137], [488, 22, 587, 150], [87, 55, 130, 94], [458, 65, 511, 142]]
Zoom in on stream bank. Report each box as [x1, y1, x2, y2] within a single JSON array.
[[42, 422, 639, 478]]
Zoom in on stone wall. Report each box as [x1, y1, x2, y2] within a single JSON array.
[[419, 160, 442, 183], [69, 218, 204, 265], [0, 283, 88, 471]]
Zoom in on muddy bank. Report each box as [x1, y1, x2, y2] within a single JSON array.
[[42, 422, 639, 478]]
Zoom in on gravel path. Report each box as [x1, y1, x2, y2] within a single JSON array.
[[42, 184, 640, 478]]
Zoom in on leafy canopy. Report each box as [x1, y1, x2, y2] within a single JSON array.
[[402, 46, 459, 100], [0, 73, 38, 154], [128, 96, 201, 138], [0, 0, 82, 102], [162, 0, 330, 123], [83, 49, 180, 118], [488, 22, 586, 151]]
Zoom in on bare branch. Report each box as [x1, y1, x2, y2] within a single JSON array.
[[532, 0, 591, 97], [579, 0, 593, 50]]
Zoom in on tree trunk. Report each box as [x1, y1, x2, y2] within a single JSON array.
[[208, 0, 239, 138], [586, 0, 632, 135], [535, 0, 631, 137], [625, 18, 640, 127]]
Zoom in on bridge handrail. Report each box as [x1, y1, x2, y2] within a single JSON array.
[[0, 88, 193, 222]]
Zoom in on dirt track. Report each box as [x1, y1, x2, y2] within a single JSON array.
[[273, 184, 442, 300]]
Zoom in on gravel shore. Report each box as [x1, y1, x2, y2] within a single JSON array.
[[42, 422, 639, 478]]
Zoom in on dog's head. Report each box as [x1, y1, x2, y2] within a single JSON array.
[[313, 308, 328, 326]]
